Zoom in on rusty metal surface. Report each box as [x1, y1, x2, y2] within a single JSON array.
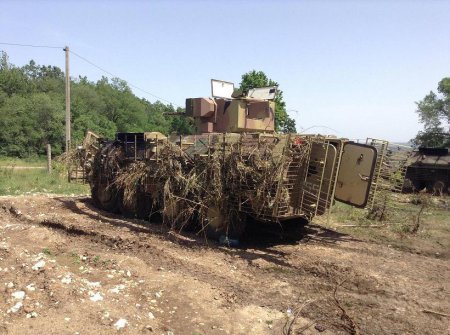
[[186, 97, 275, 134]]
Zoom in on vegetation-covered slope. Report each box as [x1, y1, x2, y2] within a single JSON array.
[[0, 51, 192, 157]]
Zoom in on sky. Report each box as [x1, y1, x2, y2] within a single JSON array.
[[1, 0, 449, 142]]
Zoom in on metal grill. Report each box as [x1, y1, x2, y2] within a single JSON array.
[[292, 136, 343, 221], [365, 138, 412, 219]]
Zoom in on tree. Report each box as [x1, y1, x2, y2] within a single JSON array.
[[413, 77, 450, 147], [0, 93, 64, 156], [0, 56, 28, 97], [0, 53, 192, 157], [239, 70, 296, 133]]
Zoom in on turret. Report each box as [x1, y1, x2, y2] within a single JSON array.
[[185, 79, 277, 134]]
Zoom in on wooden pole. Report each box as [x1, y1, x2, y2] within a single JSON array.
[[64, 46, 71, 152], [47, 143, 52, 174]]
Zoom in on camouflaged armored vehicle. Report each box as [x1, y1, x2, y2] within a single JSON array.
[[402, 147, 450, 195], [88, 80, 384, 239]]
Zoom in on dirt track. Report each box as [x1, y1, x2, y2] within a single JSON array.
[[0, 195, 449, 335]]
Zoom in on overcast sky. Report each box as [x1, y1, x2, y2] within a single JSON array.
[[1, 0, 449, 142]]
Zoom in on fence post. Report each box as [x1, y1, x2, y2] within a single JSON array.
[[47, 143, 52, 174]]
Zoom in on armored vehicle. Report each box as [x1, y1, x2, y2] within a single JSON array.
[[403, 147, 450, 195], [88, 80, 383, 238]]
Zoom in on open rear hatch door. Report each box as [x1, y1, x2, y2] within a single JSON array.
[[334, 143, 377, 208]]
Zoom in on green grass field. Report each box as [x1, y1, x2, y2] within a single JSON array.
[[317, 195, 450, 257], [0, 157, 89, 196], [0, 156, 48, 167]]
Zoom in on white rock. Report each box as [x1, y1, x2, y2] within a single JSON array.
[[34, 253, 45, 261], [8, 301, 22, 313], [126, 270, 131, 277], [61, 276, 72, 284], [108, 284, 125, 294], [32, 260, 45, 271], [26, 311, 38, 318], [88, 291, 103, 302], [26, 283, 36, 291], [85, 281, 101, 288], [148, 312, 155, 320], [155, 291, 162, 298], [113, 318, 128, 330], [12, 291, 26, 300], [7, 282, 14, 289], [65, 317, 71, 321]]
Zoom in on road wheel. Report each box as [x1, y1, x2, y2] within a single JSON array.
[[205, 207, 246, 241], [411, 179, 425, 192], [136, 191, 153, 220], [92, 180, 119, 213], [281, 218, 308, 241], [117, 190, 136, 218], [163, 196, 192, 230], [205, 207, 226, 240], [432, 180, 446, 196], [402, 178, 414, 193]]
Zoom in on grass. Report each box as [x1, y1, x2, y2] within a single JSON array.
[[317, 194, 450, 257], [42, 248, 53, 256], [0, 160, 89, 196], [0, 156, 47, 167]]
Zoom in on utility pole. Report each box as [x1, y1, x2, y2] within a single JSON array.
[[47, 143, 52, 174], [64, 46, 71, 152]]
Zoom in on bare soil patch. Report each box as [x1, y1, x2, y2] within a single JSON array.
[[0, 195, 448, 334]]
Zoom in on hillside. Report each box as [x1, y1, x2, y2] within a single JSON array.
[[0, 51, 193, 157]]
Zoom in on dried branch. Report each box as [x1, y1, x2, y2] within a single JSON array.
[[333, 280, 359, 335]]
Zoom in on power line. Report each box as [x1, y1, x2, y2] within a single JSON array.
[[69, 50, 180, 107], [299, 125, 340, 134], [0, 42, 63, 49], [0, 42, 180, 107]]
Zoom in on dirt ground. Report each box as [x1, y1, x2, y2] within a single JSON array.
[[0, 195, 448, 335]]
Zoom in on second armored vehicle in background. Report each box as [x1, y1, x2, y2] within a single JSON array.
[[403, 147, 450, 195]]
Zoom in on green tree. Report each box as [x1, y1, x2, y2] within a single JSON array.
[[95, 77, 147, 132], [145, 101, 173, 134], [239, 70, 296, 133], [0, 52, 191, 157], [413, 77, 450, 147], [0, 53, 28, 97], [0, 93, 64, 156], [168, 106, 194, 135]]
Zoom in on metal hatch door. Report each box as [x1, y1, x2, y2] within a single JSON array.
[[334, 143, 377, 208]]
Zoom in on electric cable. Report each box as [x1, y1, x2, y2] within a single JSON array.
[[0, 42, 180, 107], [0, 42, 63, 49], [69, 50, 180, 107]]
